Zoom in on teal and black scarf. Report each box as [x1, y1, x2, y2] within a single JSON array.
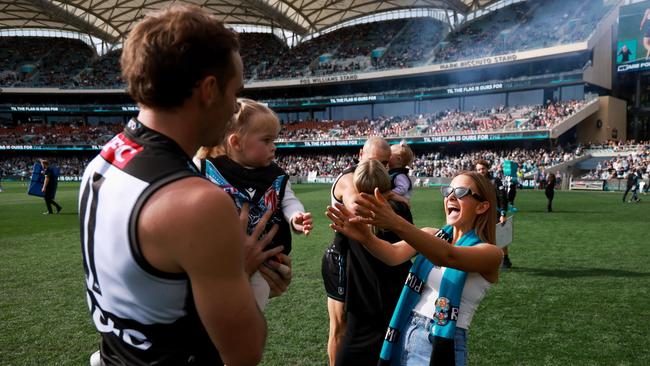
[[378, 226, 481, 366]]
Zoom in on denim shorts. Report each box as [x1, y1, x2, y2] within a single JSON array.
[[397, 312, 468, 366]]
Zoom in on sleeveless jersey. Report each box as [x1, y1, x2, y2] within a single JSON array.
[[330, 165, 356, 206], [204, 155, 291, 254], [79, 119, 221, 365]]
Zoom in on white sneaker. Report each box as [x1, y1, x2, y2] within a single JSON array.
[[90, 350, 101, 366]]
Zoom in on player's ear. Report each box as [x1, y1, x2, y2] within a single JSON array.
[[197, 75, 217, 105]]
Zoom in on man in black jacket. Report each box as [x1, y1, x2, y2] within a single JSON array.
[[622, 168, 641, 203], [40, 160, 62, 214]]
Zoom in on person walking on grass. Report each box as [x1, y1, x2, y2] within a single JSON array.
[[41, 159, 61, 215]]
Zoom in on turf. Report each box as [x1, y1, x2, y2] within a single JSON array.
[[1, 181, 649, 365]]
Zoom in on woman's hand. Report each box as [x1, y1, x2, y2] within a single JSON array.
[[349, 188, 401, 231], [326, 203, 372, 243]]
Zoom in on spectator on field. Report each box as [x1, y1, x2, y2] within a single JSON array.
[[327, 170, 502, 366]]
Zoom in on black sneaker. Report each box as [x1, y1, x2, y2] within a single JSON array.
[[56, 207, 62, 214], [501, 257, 513, 269]]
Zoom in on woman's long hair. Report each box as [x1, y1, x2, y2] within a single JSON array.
[[353, 160, 392, 195], [457, 171, 497, 244], [353, 160, 392, 235]]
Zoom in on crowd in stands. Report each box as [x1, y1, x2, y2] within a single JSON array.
[[75, 50, 123, 89], [277, 99, 590, 141], [3, 139, 646, 184], [581, 141, 650, 181], [0, 122, 122, 146], [0, 99, 588, 147], [0, 0, 612, 87], [0, 37, 94, 88], [435, 0, 611, 64], [239, 33, 289, 80], [374, 18, 446, 69], [0, 156, 89, 180], [275, 144, 583, 178]]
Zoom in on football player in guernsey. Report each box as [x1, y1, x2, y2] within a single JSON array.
[[79, 5, 290, 365]]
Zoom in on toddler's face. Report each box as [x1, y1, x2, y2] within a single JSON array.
[[388, 152, 402, 169], [241, 126, 279, 168]]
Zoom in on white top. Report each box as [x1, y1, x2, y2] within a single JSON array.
[[282, 181, 305, 226], [412, 266, 492, 329]]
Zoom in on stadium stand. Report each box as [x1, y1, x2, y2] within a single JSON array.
[[0, 0, 614, 85], [238, 32, 289, 81], [433, 0, 612, 64], [76, 50, 123, 89], [276, 99, 590, 141]]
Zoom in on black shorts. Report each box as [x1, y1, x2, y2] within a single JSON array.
[[321, 236, 348, 302]]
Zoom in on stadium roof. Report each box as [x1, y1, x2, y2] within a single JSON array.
[[0, 0, 498, 43]]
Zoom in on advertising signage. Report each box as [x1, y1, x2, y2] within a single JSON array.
[[275, 131, 550, 148], [616, 0, 650, 73]]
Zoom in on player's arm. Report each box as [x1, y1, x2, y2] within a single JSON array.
[[139, 178, 268, 365]]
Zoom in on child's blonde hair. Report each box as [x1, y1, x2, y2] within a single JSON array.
[[196, 98, 280, 159], [391, 140, 414, 168]]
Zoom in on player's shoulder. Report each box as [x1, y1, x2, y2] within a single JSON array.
[[145, 176, 235, 220]]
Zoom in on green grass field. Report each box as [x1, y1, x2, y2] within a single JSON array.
[[1, 181, 649, 365]]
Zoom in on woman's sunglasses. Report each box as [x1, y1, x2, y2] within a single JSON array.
[[440, 186, 485, 201]]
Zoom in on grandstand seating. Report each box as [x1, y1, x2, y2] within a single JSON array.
[[76, 50, 123, 89], [239, 33, 288, 80], [374, 18, 446, 69], [0, 37, 94, 87], [276, 99, 590, 141], [433, 0, 612, 64], [0, 0, 613, 86]]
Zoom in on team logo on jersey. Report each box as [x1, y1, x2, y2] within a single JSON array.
[[434, 297, 451, 326], [100, 133, 143, 169], [263, 186, 278, 212]]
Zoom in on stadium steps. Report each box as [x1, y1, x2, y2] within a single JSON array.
[[544, 154, 590, 174], [549, 98, 599, 138], [573, 156, 614, 170]]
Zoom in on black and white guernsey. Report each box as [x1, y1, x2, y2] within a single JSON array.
[[79, 119, 221, 365]]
